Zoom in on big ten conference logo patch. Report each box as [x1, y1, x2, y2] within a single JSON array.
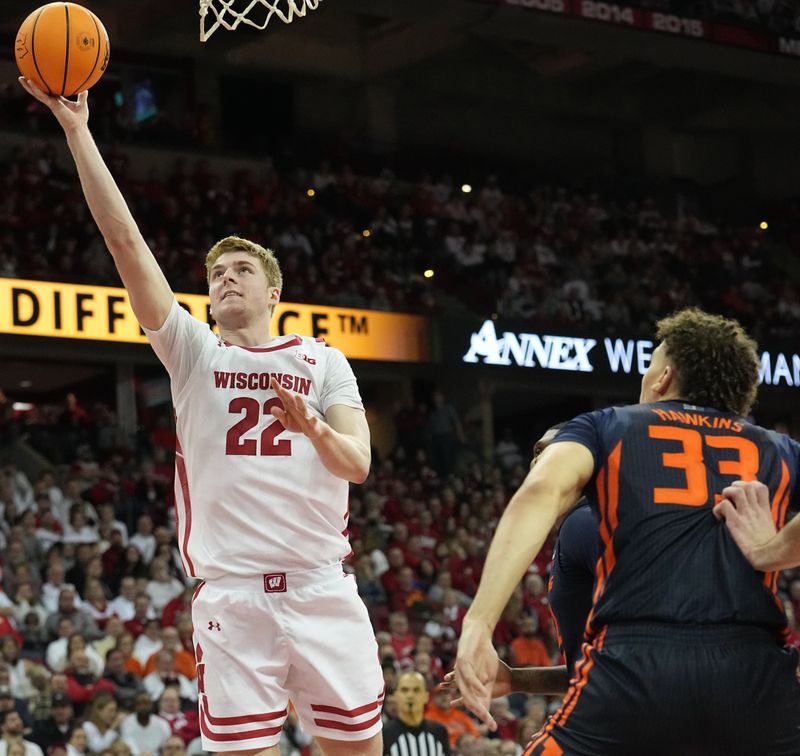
[[263, 573, 287, 593]]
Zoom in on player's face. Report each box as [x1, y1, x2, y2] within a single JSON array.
[[208, 251, 279, 328], [640, 342, 669, 404]]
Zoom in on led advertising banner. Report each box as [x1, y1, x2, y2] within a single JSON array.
[[459, 318, 800, 391], [0, 279, 430, 364]]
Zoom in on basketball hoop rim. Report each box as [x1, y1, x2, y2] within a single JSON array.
[[199, 0, 323, 43]]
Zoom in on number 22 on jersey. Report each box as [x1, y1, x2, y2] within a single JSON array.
[[226, 397, 291, 456], [648, 425, 758, 507]]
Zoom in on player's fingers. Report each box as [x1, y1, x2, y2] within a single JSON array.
[[78, 90, 89, 105], [443, 671, 455, 684], [269, 406, 287, 424], [719, 485, 747, 510], [713, 498, 737, 523]]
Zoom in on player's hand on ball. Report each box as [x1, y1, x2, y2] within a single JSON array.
[[18, 77, 89, 132], [269, 378, 323, 439]]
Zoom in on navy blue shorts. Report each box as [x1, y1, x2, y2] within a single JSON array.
[[524, 622, 800, 756]]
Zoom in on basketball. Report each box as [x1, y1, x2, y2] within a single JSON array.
[[15, 2, 109, 97]]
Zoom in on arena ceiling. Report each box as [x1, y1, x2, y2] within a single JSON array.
[[4, 1, 800, 85]]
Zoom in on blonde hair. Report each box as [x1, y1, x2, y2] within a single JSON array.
[[205, 236, 283, 291]]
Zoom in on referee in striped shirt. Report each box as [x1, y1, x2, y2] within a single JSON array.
[[383, 672, 451, 756]]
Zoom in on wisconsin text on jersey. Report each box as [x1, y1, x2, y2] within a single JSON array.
[[213, 371, 312, 394], [650, 407, 744, 432]]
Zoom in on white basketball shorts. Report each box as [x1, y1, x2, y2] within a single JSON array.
[[192, 563, 384, 751]]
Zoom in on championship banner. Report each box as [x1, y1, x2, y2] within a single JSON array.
[[498, 0, 800, 59], [0, 279, 430, 363]]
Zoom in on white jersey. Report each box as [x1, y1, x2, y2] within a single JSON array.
[[143, 301, 363, 579]]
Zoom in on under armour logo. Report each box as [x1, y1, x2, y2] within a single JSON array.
[[208, 621, 221, 631], [263, 573, 287, 593]]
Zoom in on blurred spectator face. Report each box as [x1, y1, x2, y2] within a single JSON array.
[[15, 582, 33, 604], [58, 589, 77, 613], [51, 674, 68, 693], [119, 577, 136, 601], [389, 613, 409, 636], [69, 649, 90, 674], [414, 652, 431, 675], [398, 567, 415, 591], [134, 692, 152, 717], [57, 618, 75, 639], [105, 650, 124, 674], [393, 523, 409, 543], [68, 727, 87, 754], [67, 633, 86, 656], [136, 515, 153, 536], [433, 689, 450, 711], [134, 595, 152, 619], [435, 571, 452, 589], [442, 590, 458, 609], [2, 711, 24, 737], [107, 741, 130, 756], [156, 651, 175, 676], [154, 527, 172, 545], [161, 736, 186, 756], [52, 700, 73, 726], [524, 574, 545, 596], [86, 581, 105, 604], [99, 699, 118, 727], [0, 637, 19, 663], [161, 627, 180, 650], [117, 634, 135, 657], [159, 687, 181, 715], [388, 548, 405, 570], [105, 616, 124, 639], [151, 559, 169, 582], [416, 635, 433, 655], [144, 619, 161, 641]]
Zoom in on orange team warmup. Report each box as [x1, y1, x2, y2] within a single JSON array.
[[455, 309, 800, 756], [18, 77, 384, 756]]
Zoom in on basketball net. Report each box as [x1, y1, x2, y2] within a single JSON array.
[[199, 0, 322, 42]]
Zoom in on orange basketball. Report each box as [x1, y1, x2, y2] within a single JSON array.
[[15, 2, 109, 97]]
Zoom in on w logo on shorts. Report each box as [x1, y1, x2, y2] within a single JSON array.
[[264, 573, 287, 593]]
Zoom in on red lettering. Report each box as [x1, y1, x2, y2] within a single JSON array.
[[214, 371, 231, 388]]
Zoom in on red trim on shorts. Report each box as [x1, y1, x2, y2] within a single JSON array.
[[312, 711, 382, 732], [174, 440, 196, 577], [223, 335, 302, 352], [200, 707, 283, 742], [310, 696, 384, 718], [205, 707, 288, 726]]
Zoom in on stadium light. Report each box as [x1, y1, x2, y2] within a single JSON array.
[[362, 229, 372, 238], [306, 189, 316, 198], [461, 184, 472, 194], [759, 221, 768, 230], [423, 269, 435, 279]]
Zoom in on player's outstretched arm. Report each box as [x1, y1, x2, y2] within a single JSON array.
[[269, 379, 371, 483], [454, 441, 593, 730], [715, 480, 800, 571], [443, 661, 570, 700], [18, 78, 172, 330]]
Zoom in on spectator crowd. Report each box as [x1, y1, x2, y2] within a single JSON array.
[[1, 133, 800, 346]]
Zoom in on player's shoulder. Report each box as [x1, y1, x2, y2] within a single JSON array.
[[296, 335, 349, 362]]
